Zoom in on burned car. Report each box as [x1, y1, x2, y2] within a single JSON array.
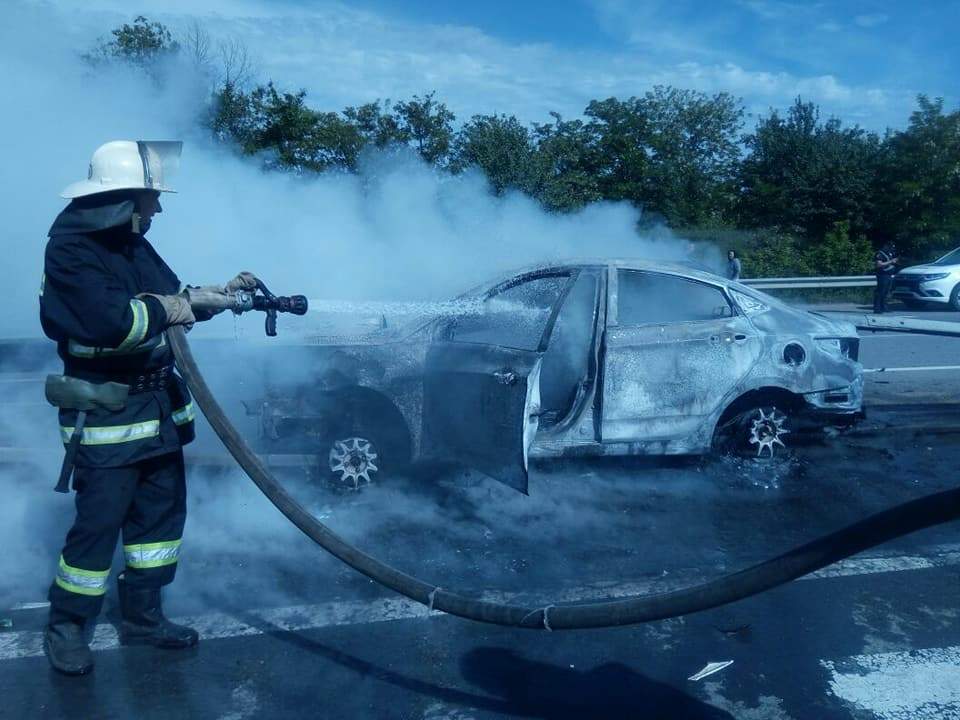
[[257, 260, 863, 493]]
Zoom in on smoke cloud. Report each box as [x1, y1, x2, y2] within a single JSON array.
[[0, 2, 706, 613]]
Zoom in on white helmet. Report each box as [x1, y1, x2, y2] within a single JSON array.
[[61, 140, 182, 199]]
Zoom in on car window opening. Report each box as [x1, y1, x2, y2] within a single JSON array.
[[618, 270, 732, 325], [447, 273, 570, 351]]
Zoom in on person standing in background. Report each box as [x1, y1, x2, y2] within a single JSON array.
[[727, 250, 742, 281], [873, 242, 899, 314]]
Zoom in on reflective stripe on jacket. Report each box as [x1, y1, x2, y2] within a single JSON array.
[[59, 401, 194, 445]]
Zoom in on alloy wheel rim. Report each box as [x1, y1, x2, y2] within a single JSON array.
[[748, 408, 790, 458], [329, 437, 380, 488]]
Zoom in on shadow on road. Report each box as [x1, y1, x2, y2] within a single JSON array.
[[237, 610, 731, 719], [459, 647, 733, 719]]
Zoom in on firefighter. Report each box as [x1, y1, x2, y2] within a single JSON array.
[[39, 140, 255, 675]]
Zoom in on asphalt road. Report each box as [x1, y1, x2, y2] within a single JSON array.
[[2, 303, 960, 719]]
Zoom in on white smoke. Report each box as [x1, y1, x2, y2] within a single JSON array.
[[0, 1, 705, 613]]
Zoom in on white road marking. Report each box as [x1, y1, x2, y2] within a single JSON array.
[[688, 660, 734, 681], [866, 365, 960, 373], [8, 602, 49, 611], [3, 545, 960, 663], [823, 646, 960, 720]]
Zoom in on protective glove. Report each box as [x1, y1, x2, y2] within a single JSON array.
[[224, 272, 258, 293], [180, 286, 235, 321], [138, 293, 196, 331]]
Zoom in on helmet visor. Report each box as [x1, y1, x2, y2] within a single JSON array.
[[137, 141, 182, 193]]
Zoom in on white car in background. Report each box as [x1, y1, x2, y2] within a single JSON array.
[[892, 247, 960, 310]]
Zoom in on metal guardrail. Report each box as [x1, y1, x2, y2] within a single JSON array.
[[742, 275, 876, 290]]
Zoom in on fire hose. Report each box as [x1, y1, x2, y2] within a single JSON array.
[[167, 293, 960, 630]]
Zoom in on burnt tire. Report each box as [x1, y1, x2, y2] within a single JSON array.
[[713, 404, 794, 461]]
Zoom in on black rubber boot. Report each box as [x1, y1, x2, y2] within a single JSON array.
[[117, 576, 198, 649], [43, 621, 94, 675]]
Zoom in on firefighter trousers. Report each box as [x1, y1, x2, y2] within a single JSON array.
[[49, 450, 186, 623]]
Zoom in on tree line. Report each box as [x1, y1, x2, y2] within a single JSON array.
[[88, 16, 960, 276]]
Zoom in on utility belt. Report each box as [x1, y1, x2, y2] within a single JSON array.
[[125, 365, 175, 394], [44, 365, 174, 493], [61, 365, 175, 394]]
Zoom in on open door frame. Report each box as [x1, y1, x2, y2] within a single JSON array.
[[422, 270, 579, 493]]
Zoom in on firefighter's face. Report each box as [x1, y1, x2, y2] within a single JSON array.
[[135, 192, 162, 233], [137, 192, 162, 220]]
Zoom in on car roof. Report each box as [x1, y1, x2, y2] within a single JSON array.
[[475, 258, 728, 293]]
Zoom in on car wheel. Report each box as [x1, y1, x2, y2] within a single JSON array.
[[950, 285, 960, 312], [714, 405, 793, 461], [321, 418, 411, 490]]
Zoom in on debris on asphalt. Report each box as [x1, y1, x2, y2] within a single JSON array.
[[688, 660, 734, 682], [716, 623, 751, 638]]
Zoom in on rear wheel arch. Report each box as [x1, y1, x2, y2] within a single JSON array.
[[711, 386, 802, 456], [715, 387, 802, 428]]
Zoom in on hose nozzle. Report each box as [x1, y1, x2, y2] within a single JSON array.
[[183, 281, 308, 336], [253, 293, 308, 315]]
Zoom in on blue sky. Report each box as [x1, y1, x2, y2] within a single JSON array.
[[46, 0, 960, 131]]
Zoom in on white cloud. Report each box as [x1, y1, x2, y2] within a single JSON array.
[[40, 0, 918, 131], [854, 13, 890, 28], [736, 0, 811, 20]]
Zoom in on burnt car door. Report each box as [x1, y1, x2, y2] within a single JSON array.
[[422, 270, 576, 493], [601, 269, 763, 445]]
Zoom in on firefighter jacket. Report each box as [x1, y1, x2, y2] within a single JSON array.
[[39, 193, 195, 467]]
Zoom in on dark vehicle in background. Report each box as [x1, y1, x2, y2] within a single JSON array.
[[256, 260, 863, 493]]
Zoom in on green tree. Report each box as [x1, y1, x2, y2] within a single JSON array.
[[738, 99, 881, 244], [808, 220, 874, 275], [874, 95, 960, 262], [582, 97, 651, 204], [392, 92, 456, 165], [583, 87, 743, 227], [639, 87, 744, 227], [343, 101, 407, 149], [450, 114, 538, 194], [738, 231, 813, 278], [530, 113, 602, 212], [84, 15, 180, 79], [214, 82, 363, 172], [208, 81, 255, 147]]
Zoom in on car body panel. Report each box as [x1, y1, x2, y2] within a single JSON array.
[[422, 342, 542, 494], [600, 316, 763, 444]]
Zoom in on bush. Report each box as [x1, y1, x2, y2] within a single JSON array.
[[738, 231, 812, 278], [806, 220, 873, 276]]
